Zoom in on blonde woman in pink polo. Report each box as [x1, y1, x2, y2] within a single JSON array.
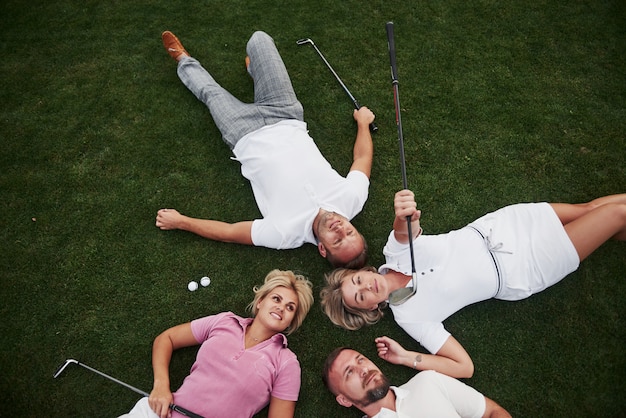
[[119, 270, 313, 418]]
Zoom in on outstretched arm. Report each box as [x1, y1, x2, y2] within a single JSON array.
[[156, 209, 254, 245], [149, 323, 200, 418], [483, 397, 512, 418], [375, 335, 474, 378], [393, 189, 422, 244], [267, 397, 296, 418], [348, 107, 375, 178]]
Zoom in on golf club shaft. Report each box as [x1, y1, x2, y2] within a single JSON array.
[[77, 361, 150, 397], [311, 43, 360, 107], [298, 39, 377, 132], [387, 21, 418, 277], [55, 359, 204, 418]]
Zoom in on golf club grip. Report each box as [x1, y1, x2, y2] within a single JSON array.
[[171, 404, 205, 418], [353, 102, 378, 133], [406, 215, 417, 273], [386, 22, 398, 83]]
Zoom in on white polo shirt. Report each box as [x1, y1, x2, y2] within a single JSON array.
[[382, 202, 579, 354], [371, 370, 486, 418], [233, 120, 369, 249]]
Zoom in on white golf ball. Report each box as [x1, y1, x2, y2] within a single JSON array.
[[187, 281, 198, 291], [200, 276, 211, 287]]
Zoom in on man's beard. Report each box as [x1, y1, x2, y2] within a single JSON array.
[[355, 372, 391, 408]]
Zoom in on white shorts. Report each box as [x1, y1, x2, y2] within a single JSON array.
[[469, 202, 580, 301], [118, 397, 158, 418]]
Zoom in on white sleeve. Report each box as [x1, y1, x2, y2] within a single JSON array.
[[395, 319, 451, 354], [432, 371, 486, 418], [250, 218, 296, 249], [400, 371, 486, 418], [381, 231, 415, 275], [343, 170, 370, 216], [250, 213, 317, 249]]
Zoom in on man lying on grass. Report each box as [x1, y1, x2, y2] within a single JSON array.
[[156, 30, 375, 268], [323, 343, 511, 418]]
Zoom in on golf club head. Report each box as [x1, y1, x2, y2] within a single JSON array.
[[296, 38, 314, 46], [53, 358, 78, 378], [388, 273, 417, 306]]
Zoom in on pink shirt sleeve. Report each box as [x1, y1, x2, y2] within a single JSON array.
[[270, 351, 302, 401], [190, 312, 225, 342]]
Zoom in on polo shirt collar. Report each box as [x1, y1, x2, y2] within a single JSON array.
[[235, 315, 289, 347], [368, 386, 408, 418]]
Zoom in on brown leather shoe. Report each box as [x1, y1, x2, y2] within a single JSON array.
[[245, 55, 252, 76], [162, 31, 189, 61]]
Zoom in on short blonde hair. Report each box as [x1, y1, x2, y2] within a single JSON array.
[[248, 269, 314, 335], [320, 267, 385, 331]]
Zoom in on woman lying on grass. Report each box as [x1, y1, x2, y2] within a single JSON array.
[[321, 189, 626, 378], [120, 269, 313, 418]]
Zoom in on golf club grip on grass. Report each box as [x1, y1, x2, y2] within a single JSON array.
[[386, 22, 399, 84], [355, 103, 378, 133], [365, 111, 378, 133], [386, 21, 409, 190]]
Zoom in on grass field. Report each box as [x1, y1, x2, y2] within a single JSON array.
[[1, 0, 625, 417]]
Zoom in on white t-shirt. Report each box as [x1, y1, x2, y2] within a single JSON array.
[[372, 370, 486, 418], [232, 120, 369, 249]]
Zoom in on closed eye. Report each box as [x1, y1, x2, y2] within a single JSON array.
[[351, 275, 364, 306]]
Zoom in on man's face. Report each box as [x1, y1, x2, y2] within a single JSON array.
[[329, 349, 391, 409], [316, 211, 363, 263]]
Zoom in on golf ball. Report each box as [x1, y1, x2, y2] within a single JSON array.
[[188, 281, 198, 291], [200, 276, 211, 287]]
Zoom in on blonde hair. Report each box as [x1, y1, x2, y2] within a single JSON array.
[[320, 267, 385, 331], [247, 269, 314, 335]]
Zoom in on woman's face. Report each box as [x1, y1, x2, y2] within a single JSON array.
[[341, 270, 388, 311], [256, 286, 299, 333]]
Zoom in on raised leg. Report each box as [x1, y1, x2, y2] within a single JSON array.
[[550, 194, 626, 224], [551, 202, 626, 261], [177, 56, 262, 149], [246, 31, 304, 122]]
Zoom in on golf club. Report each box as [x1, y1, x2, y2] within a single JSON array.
[[296, 37, 378, 132], [54, 359, 204, 418], [386, 21, 418, 306]]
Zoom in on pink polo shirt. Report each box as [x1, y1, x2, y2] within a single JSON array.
[[171, 312, 301, 418]]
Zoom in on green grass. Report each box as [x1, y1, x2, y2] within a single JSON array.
[[1, 0, 625, 417]]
